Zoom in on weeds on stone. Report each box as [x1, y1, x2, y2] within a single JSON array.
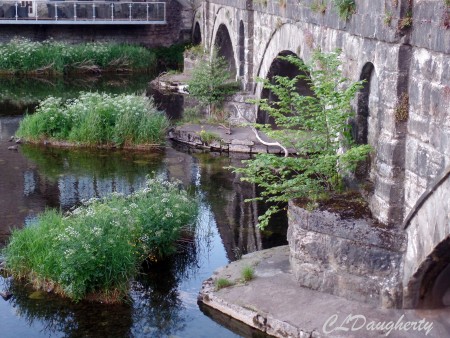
[[395, 93, 409, 122], [332, 0, 356, 21], [384, 11, 393, 26], [311, 0, 327, 14], [199, 130, 221, 144], [399, 11, 413, 30], [215, 278, 234, 290], [241, 266, 255, 282]]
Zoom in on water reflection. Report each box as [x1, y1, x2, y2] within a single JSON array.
[[19, 145, 164, 209], [0, 108, 285, 337]]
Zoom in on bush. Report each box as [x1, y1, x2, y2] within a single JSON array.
[[0, 39, 156, 75], [16, 92, 169, 147], [3, 177, 198, 302], [187, 52, 239, 117], [233, 51, 372, 228]]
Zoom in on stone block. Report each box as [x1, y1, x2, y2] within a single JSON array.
[[288, 202, 405, 308], [229, 144, 251, 153], [231, 139, 254, 146]]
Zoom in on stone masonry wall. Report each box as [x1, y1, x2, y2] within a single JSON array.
[[402, 168, 450, 308], [201, 0, 450, 307], [203, 0, 450, 229], [288, 202, 407, 308]]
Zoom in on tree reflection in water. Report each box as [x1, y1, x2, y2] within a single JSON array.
[[131, 242, 199, 337]]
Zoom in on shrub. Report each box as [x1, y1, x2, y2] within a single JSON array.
[[241, 266, 255, 282], [332, 0, 356, 20], [187, 52, 239, 117], [215, 278, 233, 290], [233, 51, 372, 228], [0, 39, 156, 75], [3, 177, 198, 302], [16, 92, 169, 147]]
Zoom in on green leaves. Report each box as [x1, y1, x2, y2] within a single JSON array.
[[187, 52, 239, 115], [234, 50, 371, 228], [16, 92, 169, 147], [3, 177, 199, 302]]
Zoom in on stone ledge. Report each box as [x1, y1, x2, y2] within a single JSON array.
[[198, 246, 449, 337], [169, 124, 294, 155]]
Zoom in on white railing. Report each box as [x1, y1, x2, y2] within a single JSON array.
[[0, 0, 166, 23]]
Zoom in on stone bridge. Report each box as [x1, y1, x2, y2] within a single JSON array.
[[191, 0, 450, 308]]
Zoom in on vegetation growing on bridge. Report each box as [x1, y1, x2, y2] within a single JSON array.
[[16, 92, 169, 147], [0, 39, 156, 75], [187, 52, 239, 119], [332, 0, 356, 20], [3, 176, 198, 303], [233, 51, 372, 228]]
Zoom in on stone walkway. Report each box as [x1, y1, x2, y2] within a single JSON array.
[[169, 123, 292, 154], [198, 246, 450, 338]]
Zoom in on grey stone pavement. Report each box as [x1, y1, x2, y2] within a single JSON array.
[[198, 246, 450, 338]]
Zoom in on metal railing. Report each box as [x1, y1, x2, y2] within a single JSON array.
[[0, 0, 166, 24]]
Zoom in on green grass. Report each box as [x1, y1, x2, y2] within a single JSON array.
[[16, 92, 170, 147], [0, 39, 156, 75], [241, 266, 255, 282], [215, 278, 234, 290], [199, 130, 221, 144], [3, 176, 198, 302]]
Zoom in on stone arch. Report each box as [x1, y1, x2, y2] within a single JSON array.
[[214, 24, 237, 78], [402, 167, 450, 308], [192, 21, 202, 45], [210, 8, 238, 79], [254, 23, 313, 100], [257, 50, 313, 126], [238, 20, 245, 77]]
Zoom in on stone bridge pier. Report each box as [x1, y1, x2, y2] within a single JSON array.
[[191, 0, 450, 309]]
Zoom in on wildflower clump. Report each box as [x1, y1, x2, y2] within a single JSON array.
[[3, 177, 198, 303], [16, 92, 169, 147], [0, 39, 156, 74]]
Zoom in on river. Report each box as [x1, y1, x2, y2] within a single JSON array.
[[0, 74, 286, 338]]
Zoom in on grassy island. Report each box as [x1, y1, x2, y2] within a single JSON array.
[[0, 39, 156, 75], [3, 177, 198, 303], [16, 92, 169, 148]]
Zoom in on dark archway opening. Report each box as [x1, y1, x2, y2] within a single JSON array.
[[192, 22, 201, 45], [238, 21, 245, 77], [257, 51, 313, 127], [353, 62, 374, 145], [417, 236, 450, 308], [214, 24, 237, 78]]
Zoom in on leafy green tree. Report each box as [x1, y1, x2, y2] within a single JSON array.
[[233, 50, 372, 228], [187, 52, 239, 117]]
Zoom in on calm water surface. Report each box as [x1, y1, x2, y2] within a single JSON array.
[[0, 75, 286, 337]]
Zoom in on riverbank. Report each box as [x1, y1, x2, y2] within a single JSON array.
[[198, 246, 450, 338]]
